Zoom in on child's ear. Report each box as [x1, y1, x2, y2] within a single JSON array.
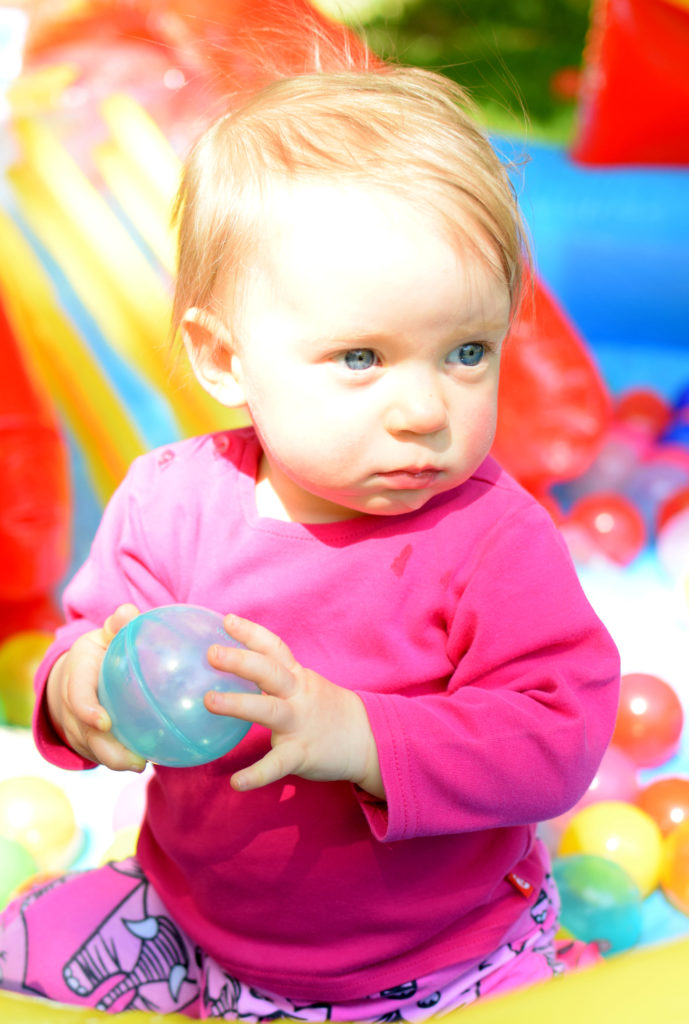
[[180, 308, 246, 408]]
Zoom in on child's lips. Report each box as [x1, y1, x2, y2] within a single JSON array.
[[376, 468, 441, 489]]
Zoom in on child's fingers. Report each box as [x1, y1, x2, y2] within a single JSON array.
[[86, 727, 147, 773], [230, 742, 303, 792], [102, 603, 140, 644], [204, 689, 282, 730], [64, 661, 111, 732], [207, 642, 297, 699], [221, 614, 299, 671]]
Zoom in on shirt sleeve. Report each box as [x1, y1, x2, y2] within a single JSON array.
[[356, 503, 621, 842], [33, 455, 176, 769]]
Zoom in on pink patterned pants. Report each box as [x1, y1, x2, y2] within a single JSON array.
[[0, 852, 599, 1019]]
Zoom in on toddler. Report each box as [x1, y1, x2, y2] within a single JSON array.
[[0, 66, 619, 1019]]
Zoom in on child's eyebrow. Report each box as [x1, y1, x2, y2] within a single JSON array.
[[308, 320, 509, 349]]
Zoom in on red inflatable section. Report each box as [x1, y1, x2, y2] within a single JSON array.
[[0, 296, 70, 640], [572, 0, 689, 166], [492, 275, 612, 499], [22, 0, 378, 146]]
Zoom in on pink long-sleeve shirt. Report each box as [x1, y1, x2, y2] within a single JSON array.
[[34, 428, 620, 1001]]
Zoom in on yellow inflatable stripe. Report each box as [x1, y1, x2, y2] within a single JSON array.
[[0, 936, 688, 1023], [0, 208, 144, 503], [100, 93, 184, 211], [94, 139, 177, 276], [6, 63, 79, 118], [8, 120, 227, 438], [458, 937, 689, 1022]]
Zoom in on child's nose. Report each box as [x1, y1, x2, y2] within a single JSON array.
[[383, 369, 449, 436]]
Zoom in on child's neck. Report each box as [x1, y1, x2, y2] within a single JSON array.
[[255, 455, 363, 524]]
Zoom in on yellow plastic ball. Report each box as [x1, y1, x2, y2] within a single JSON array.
[[0, 631, 53, 727], [559, 800, 663, 898], [661, 819, 689, 915], [99, 824, 140, 865], [0, 775, 81, 873]]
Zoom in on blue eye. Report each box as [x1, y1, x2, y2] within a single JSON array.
[[344, 349, 376, 371], [448, 343, 485, 367]]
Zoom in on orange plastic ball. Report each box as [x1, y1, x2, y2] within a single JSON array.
[[661, 820, 689, 915], [637, 777, 689, 836], [612, 673, 684, 767]]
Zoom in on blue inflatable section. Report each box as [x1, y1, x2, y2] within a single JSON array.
[[502, 139, 689, 398]]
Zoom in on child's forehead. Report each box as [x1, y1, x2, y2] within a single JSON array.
[[258, 176, 464, 246], [253, 177, 505, 286]]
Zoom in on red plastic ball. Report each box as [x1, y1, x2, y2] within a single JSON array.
[[612, 673, 685, 767], [657, 485, 689, 533], [566, 492, 646, 565], [615, 388, 672, 438], [637, 777, 689, 836]]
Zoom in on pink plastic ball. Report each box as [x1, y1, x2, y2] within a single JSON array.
[[544, 745, 640, 846]]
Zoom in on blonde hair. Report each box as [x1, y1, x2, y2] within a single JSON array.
[[172, 66, 528, 344]]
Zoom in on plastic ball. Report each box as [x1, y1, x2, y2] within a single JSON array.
[[0, 630, 53, 727], [565, 492, 646, 565], [542, 745, 640, 851], [614, 388, 672, 438], [660, 820, 689, 915], [0, 836, 38, 909], [559, 800, 664, 898], [621, 456, 689, 534], [99, 824, 140, 866], [583, 744, 640, 807], [553, 854, 642, 954], [657, 485, 689, 532], [98, 604, 259, 768], [656, 505, 689, 583], [0, 775, 80, 873], [637, 777, 689, 836], [559, 429, 645, 502], [612, 673, 684, 767]]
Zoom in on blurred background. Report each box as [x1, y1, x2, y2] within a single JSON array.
[[316, 0, 592, 141], [0, 4, 688, 1013]]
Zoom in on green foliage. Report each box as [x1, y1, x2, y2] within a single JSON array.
[[364, 0, 592, 141]]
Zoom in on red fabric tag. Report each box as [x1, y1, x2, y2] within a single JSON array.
[[506, 872, 535, 899]]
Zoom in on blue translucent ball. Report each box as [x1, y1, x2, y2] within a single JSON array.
[[553, 854, 642, 955], [98, 605, 258, 767]]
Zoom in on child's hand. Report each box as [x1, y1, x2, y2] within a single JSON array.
[[205, 614, 385, 799], [46, 604, 147, 772]]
